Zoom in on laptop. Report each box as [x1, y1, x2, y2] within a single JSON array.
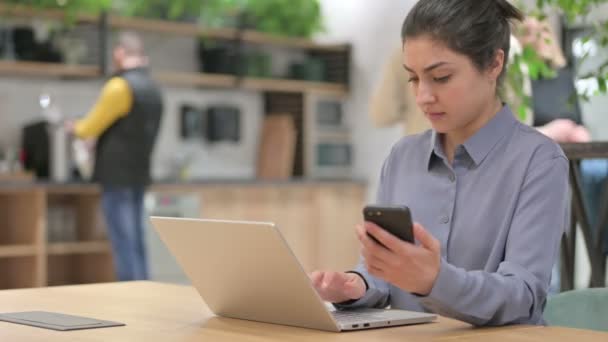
[[151, 217, 437, 332]]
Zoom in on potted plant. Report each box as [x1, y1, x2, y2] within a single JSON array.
[[507, 0, 608, 121], [241, 0, 324, 38], [120, 0, 324, 38]]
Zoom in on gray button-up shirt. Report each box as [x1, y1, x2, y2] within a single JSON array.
[[340, 105, 569, 326]]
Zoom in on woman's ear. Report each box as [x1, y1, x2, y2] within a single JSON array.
[[489, 49, 505, 82]]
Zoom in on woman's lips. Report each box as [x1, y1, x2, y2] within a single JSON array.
[[426, 112, 446, 120]]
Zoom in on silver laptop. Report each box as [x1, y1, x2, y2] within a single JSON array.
[[151, 216, 437, 332]]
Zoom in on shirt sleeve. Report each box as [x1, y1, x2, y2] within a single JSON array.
[[418, 149, 569, 326], [334, 155, 394, 310], [74, 77, 133, 139]]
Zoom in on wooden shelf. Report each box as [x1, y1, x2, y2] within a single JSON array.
[[0, 172, 34, 183], [1, 5, 348, 52], [109, 15, 348, 52], [242, 77, 347, 97], [0, 62, 346, 95], [0, 3, 98, 24], [240, 30, 349, 52], [45, 184, 100, 195], [154, 71, 238, 88], [0, 61, 101, 79], [155, 71, 347, 96], [0, 245, 37, 258], [47, 241, 111, 255]]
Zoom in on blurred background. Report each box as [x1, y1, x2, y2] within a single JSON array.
[[0, 0, 607, 300]]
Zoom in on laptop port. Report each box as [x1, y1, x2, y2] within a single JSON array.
[[351, 324, 359, 328], [387, 321, 391, 324], [363, 323, 370, 327]]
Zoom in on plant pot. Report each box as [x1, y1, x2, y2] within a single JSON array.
[[36, 40, 63, 63], [197, 41, 240, 74], [11, 27, 63, 63], [243, 52, 271, 78], [289, 58, 325, 81], [13, 27, 37, 61]]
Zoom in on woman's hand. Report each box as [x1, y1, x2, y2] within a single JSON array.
[[357, 221, 441, 296], [309, 271, 366, 303]]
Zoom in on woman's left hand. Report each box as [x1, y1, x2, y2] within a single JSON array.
[[356, 221, 441, 296]]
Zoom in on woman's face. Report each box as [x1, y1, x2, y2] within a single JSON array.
[[403, 36, 503, 136]]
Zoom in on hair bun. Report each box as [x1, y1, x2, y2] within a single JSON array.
[[495, 0, 524, 22]]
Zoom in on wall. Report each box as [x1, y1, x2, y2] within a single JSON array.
[[317, 0, 414, 202]]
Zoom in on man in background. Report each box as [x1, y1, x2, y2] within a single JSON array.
[[67, 31, 163, 281]]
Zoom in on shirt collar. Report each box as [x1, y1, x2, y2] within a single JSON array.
[[427, 104, 517, 169]]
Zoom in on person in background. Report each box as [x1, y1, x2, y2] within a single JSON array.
[[67, 31, 163, 281], [311, 0, 568, 326]]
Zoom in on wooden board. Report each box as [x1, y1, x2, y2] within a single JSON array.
[[256, 115, 296, 180]]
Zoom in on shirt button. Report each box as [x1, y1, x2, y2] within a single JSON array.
[[441, 216, 450, 224]]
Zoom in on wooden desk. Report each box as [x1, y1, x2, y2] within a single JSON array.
[[0, 282, 606, 341], [560, 142, 608, 289]]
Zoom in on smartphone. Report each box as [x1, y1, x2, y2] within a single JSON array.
[[363, 205, 414, 247]]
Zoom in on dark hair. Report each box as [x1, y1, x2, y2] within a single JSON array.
[[401, 0, 523, 85]]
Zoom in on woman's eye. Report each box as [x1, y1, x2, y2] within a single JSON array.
[[408, 77, 419, 83], [434, 75, 451, 83]]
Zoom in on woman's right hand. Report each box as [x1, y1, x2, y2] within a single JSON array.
[[309, 271, 366, 303]]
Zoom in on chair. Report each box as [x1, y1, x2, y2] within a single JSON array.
[[544, 288, 608, 331]]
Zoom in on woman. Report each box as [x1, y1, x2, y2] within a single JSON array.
[[311, 0, 569, 326]]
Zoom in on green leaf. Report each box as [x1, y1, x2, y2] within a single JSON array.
[[517, 104, 528, 122], [598, 77, 607, 93]]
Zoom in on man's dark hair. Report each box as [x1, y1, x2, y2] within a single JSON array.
[[401, 0, 524, 85]]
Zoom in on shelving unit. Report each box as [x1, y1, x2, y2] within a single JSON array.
[[109, 15, 349, 52], [47, 241, 111, 255], [1, 6, 351, 178], [45, 188, 114, 286], [0, 245, 38, 258], [0, 185, 115, 289], [0, 6, 350, 96], [0, 6, 354, 289], [0, 188, 45, 289], [0, 182, 365, 289]]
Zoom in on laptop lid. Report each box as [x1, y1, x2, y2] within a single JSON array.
[[151, 217, 341, 332]]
